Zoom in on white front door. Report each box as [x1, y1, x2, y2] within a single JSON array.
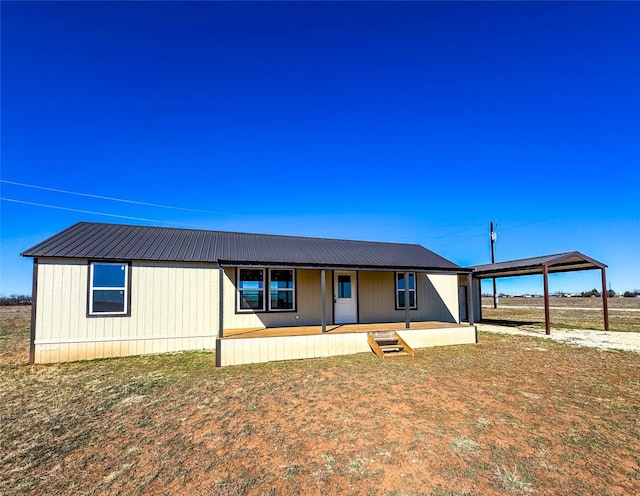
[[334, 271, 357, 324]]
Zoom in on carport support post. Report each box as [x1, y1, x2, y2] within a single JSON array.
[[404, 271, 410, 329], [466, 273, 474, 326], [543, 265, 551, 335], [321, 269, 327, 333], [601, 267, 610, 331]]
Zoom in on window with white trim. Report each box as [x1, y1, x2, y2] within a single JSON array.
[[396, 272, 417, 309], [237, 268, 296, 312], [269, 269, 294, 310], [89, 262, 129, 315]]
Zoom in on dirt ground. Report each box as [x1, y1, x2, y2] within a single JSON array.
[[1, 306, 639, 495]]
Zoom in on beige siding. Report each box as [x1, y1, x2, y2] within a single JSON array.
[[33, 260, 464, 364], [219, 333, 372, 366], [223, 268, 330, 329], [424, 274, 460, 323], [225, 269, 461, 330], [357, 272, 394, 323], [359, 272, 460, 324], [33, 259, 218, 363]]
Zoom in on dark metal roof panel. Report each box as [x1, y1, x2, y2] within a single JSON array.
[[471, 251, 606, 278], [22, 221, 464, 271]]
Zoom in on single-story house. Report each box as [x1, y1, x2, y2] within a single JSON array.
[[22, 222, 479, 366]]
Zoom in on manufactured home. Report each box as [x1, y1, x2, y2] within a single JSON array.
[[22, 222, 478, 366]]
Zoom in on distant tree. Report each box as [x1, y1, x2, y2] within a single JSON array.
[[607, 289, 616, 298], [624, 290, 640, 298], [580, 289, 600, 298], [0, 294, 32, 306]]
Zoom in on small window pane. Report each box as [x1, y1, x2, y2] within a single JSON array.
[[93, 264, 126, 287], [397, 291, 415, 309], [270, 290, 293, 310], [338, 275, 351, 298], [397, 273, 415, 290], [270, 270, 293, 289], [240, 290, 263, 310], [239, 269, 264, 288], [93, 290, 125, 313]]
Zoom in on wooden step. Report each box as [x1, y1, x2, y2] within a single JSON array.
[[367, 331, 415, 359]]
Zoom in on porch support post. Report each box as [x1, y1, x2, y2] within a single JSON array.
[[321, 269, 327, 333], [601, 267, 610, 331], [543, 265, 551, 335], [466, 273, 475, 326], [404, 271, 410, 329]]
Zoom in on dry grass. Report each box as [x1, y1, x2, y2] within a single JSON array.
[[481, 296, 640, 332], [1, 307, 639, 495], [0, 306, 31, 366]]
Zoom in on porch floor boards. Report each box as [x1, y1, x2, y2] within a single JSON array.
[[223, 321, 465, 339]]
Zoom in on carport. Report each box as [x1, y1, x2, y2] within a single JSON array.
[[471, 252, 609, 335]]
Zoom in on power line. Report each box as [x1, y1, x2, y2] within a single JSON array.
[[0, 197, 199, 227], [0, 179, 238, 216]]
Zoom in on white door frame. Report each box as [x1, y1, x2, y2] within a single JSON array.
[[334, 271, 357, 324]]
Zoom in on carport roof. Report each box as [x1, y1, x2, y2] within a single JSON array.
[[470, 251, 606, 279]]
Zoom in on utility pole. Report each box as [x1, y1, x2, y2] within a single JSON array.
[[490, 221, 498, 309]]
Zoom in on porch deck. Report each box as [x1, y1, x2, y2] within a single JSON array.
[[217, 321, 477, 367], [223, 321, 465, 339]]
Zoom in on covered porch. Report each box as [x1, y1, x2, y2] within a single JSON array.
[[223, 320, 466, 339], [216, 320, 477, 367]]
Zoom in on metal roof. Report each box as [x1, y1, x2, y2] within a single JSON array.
[[471, 251, 606, 279], [22, 222, 466, 272]]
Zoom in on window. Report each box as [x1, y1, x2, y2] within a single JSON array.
[[89, 262, 129, 315], [337, 275, 352, 298], [238, 269, 265, 311], [237, 268, 296, 312], [270, 269, 294, 310], [396, 272, 417, 309]]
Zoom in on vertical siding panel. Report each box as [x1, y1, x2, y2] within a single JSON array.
[[41, 263, 53, 341], [55, 265, 67, 362], [161, 266, 169, 350], [173, 263, 180, 351], [359, 272, 395, 323], [196, 265, 202, 341], [145, 265, 154, 354], [126, 265, 136, 349], [184, 265, 192, 349]]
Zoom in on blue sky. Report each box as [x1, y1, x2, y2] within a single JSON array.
[[1, 1, 639, 296]]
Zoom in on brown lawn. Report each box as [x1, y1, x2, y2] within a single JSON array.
[[1, 306, 639, 495]]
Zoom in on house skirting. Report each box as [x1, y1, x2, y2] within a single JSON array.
[[217, 325, 477, 367], [32, 335, 215, 364], [31, 325, 476, 365]]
